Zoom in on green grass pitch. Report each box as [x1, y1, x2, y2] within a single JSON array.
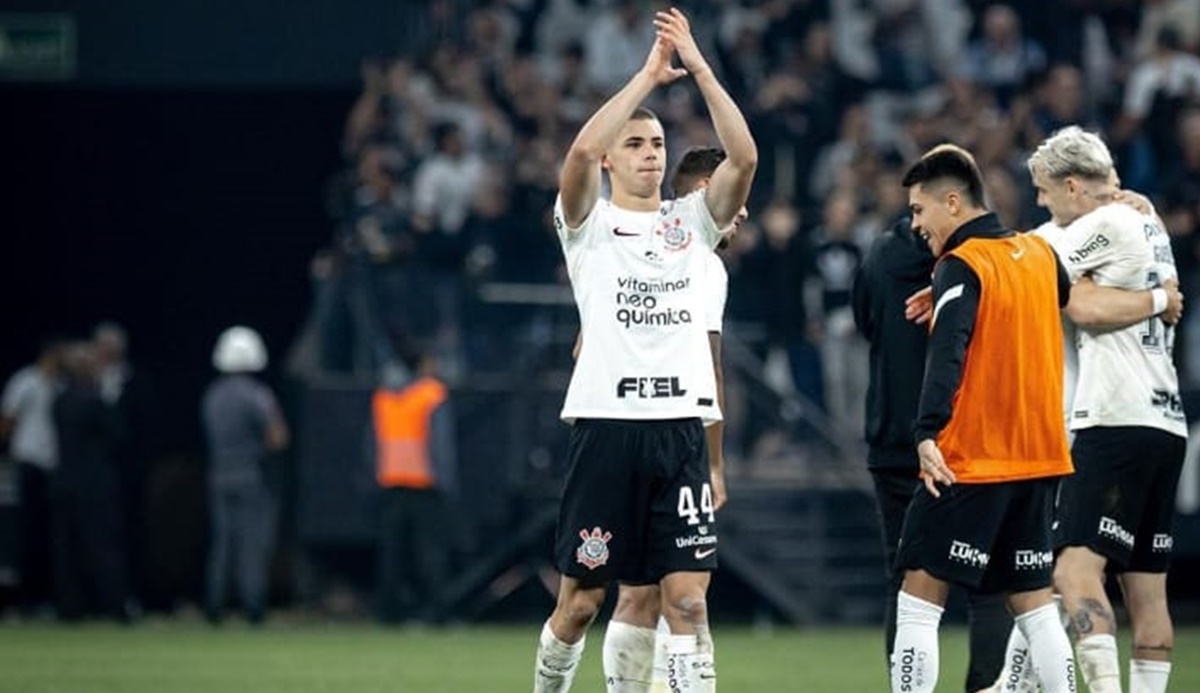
[[1, 622, 1197, 692]]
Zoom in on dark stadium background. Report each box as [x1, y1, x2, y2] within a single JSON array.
[[4, 0, 1200, 619], [1, 0, 423, 453]]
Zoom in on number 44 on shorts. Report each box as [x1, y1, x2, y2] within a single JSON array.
[[677, 483, 715, 526]]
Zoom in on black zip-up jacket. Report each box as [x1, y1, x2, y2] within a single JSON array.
[[912, 213, 1071, 444], [851, 216, 935, 470]]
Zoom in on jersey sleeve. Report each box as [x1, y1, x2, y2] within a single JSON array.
[[1050, 205, 1140, 282], [705, 254, 728, 333], [685, 189, 724, 249], [553, 193, 599, 244], [1030, 221, 1061, 241]]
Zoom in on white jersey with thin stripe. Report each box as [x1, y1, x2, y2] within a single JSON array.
[[1038, 204, 1186, 436], [704, 252, 727, 334], [1032, 222, 1081, 427], [555, 190, 723, 423]]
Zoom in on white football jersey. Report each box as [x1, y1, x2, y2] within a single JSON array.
[[555, 190, 724, 423], [1044, 204, 1186, 436], [1032, 221, 1079, 427], [703, 252, 728, 334]]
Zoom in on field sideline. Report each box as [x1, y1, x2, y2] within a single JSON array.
[[1, 622, 1198, 692]]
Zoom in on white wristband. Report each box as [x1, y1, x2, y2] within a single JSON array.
[[1152, 288, 1168, 315]]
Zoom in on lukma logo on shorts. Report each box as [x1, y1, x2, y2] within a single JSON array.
[[948, 540, 990, 568], [1098, 517, 1134, 549], [1014, 549, 1053, 570], [576, 527, 613, 569]]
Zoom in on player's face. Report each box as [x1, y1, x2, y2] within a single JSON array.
[[908, 183, 959, 256], [1032, 167, 1118, 226], [1027, 167, 1084, 224], [603, 118, 666, 198]]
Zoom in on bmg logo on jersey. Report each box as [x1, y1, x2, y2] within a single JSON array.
[[1067, 233, 1110, 265], [617, 376, 687, 399]]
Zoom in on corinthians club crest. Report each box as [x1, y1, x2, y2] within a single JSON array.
[[656, 216, 692, 252], [576, 527, 613, 570]]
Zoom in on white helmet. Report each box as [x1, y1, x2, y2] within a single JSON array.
[[212, 326, 268, 373]]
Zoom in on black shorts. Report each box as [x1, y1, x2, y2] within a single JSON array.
[[1056, 426, 1186, 572], [554, 418, 717, 584], [895, 477, 1060, 593]]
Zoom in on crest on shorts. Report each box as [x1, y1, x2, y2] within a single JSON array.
[[576, 527, 613, 570], [656, 216, 692, 252]]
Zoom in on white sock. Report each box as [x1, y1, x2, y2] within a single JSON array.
[[650, 617, 670, 693], [891, 591, 943, 693], [1016, 602, 1076, 693], [603, 621, 656, 693], [664, 633, 716, 693], [534, 621, 586, 693], [993, 624, 1038, 692], [1075, 634, 1121, 693], [1055, 593, 1069, 631], [1129, 659, 1171, 693]]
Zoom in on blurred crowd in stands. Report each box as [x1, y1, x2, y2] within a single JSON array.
[[305, 0, 1200, 460], [7, 0, 1200, 624]]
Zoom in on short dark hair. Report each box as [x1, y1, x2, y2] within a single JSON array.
[[630, 107, 659, 123], [671, 147, 726, 196], [901, 146, 986, 208]]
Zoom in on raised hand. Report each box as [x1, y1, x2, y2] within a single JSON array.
[[641, 36, 688, 86], [653, 7, 709, 77]]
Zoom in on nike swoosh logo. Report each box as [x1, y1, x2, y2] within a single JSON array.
[[613, 227, 641, 237], [694, 547, 717, 560], [1011, 248, 1025, 259]]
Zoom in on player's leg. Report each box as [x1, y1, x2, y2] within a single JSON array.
[[990, 623, 1038, 693], [650, 616, 670, 693], [1055, 547, 1119, 692], [870, 468, 919, 666], [660, 570, 715, 693], [535, 575, 607, 693], [1054, 428, 1136, 693], [1006, 588, 1075, 693], [535, 420, 641, 693], [963, 590, 1011, 693], [1116, 430, 1184, 693], [604, 583, 660, 693], [889, 481, 990, 693], [1119, 572, 1171, 693], [651, 418, 718, 693], [893, 569, 950, 693], [990, 477, 1072, 693]]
